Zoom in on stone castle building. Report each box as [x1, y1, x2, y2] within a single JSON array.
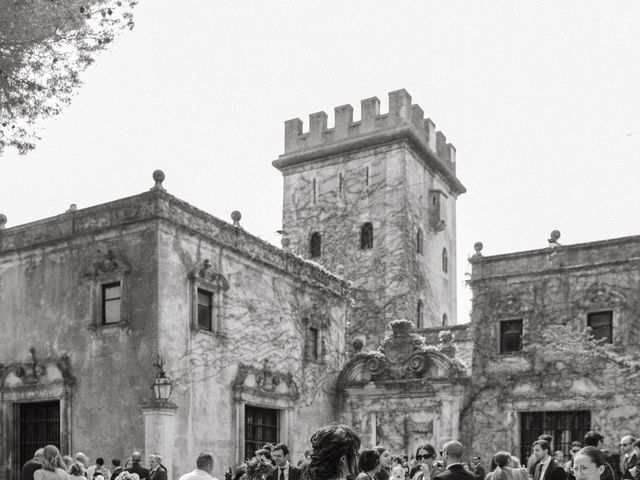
[[1, 89, 639, 480]]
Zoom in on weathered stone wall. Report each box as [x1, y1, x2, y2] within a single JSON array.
[[467, 236, 640, 463]]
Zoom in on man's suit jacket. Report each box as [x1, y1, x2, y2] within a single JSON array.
[[434, 464, 475, 480], [535, 459, 566, 480], [127, 463, 150, 480], [21, 459, 42, 480], [266, 465, 302, 480], [150, 466, 167, 480], [110, 467, 123, 480], [623, 453, 639, 479]]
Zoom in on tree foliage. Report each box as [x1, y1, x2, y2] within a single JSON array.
[[0, 0, 137, 155]]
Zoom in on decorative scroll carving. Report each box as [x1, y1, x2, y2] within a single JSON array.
[[338, 319, 469, 385], [575, 282, 626, 310], [233, 359, 299, 401], [0, 348, 76, 393], [83, 249, 131, 279], [189, 259, 229, 291], [496, 292, 532, 316]]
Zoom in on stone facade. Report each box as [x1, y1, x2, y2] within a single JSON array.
[[467, 236, 640, 463], [273, 89, 465, 350], [0, 183, 349, 480]]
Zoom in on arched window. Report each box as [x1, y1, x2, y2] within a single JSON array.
[[442, 313, 448, 326], [310, 232, 321, 258], [360, 222, 373, 250], [417, 300, 424, 328], [416, 228, 424, 254], [442, 247, 448, 273]]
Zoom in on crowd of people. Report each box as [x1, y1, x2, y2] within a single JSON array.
[[20, 425, 639, 480]]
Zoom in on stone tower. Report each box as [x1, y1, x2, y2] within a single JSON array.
[[273, 89, 465, 348]]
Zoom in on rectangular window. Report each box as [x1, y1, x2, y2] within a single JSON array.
[[197, 289, 213, 330], [102, 282, 121, 324], [309, 327, 319, 361], [587, 311, 613, 343], [500, 319, 523, 353], [245, 406, 279, 460]]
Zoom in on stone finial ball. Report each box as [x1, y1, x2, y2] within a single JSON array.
[[0, 213, 6, 226], [231, 210, 242, 222], [352, 338, 364, 352], [474, 241, 483, 252], [281, 237, 291, 248], [152, 170, 165, 183], [550, 230, 561, 241]]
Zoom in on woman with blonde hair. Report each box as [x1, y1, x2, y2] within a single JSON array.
[[34, 445, 70, 480]]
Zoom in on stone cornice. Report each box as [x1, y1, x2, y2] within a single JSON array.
[[0, 190, 350, 297]]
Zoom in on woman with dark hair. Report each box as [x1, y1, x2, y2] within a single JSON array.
[[410, 444, 439, 480], [303, 423, 361, 480], [374, 446, 392, 480], [485, 452, 526, 480], [572, 447, 614, 480], [34, 445, 70, 480], [357, 449, 381, 480]]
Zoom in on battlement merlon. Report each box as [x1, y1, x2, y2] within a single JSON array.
[[272, 89, 466, 196]]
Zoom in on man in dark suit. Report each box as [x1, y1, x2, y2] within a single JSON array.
[[532, 440, 566, 480], [110, 459, 123, 480], [434, 441, 475, 480], [620, 436, 638, 480], [149, 454, 167, 480], [268, 444, 302, 480], [21, 448, 44, 480], [470, 455, 485, 480], [126, 452, 150, 480]]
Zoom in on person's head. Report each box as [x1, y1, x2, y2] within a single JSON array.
[[33, 449, 45, 462], [304, 423, 361, 480], [572, 447, 607, 480], [532, 440, 551, 462], [75, 453, 89, 467], [255, 449, 271, 463], [554, 451, 564, 463], [571, 442, 583, 458], [196, 452, 214, 474], [263, 444, 274, 453], [272, 444, 290, 468], [393, 457, 403, 467], [492, 452, 512, 469], [620, 436, 635, 455], [131, 452, 142, 464], [112, 459, 121, 468], [472, 456, 481, 466], [633, 440, 640, 457], [96, 458, 105, 467], [510, 457, 521, 469], [70, 464, 84, 476], [359, 449, 381, 475], [63, 456, 74, 469], [150, 454, 162, 469], [42, 445, 65, 472], [415, 444, 437, 466], [442, 441, 464, 464], [584, 432, 604, 448], [375, 446, 392, 469], [539, 435, 553, 447]]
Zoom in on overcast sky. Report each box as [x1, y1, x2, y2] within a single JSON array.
[[2, 1, 639, 323]]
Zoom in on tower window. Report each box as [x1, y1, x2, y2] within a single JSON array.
[[308, 327, 319, 361], [310, 232, 322, 258], [360, 222, 373, 250], [500, 319, 523, 353], [313, 178, 317, 204], [416, 228, 424, 254], [587, 311, 613, 343], [339, 173, 343, 195], [416, 300, 424, 328], [442, 313, 448, 326], [442, 248, 448, 273]]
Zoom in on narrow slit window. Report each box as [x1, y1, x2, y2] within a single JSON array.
[[310, 232, 322, 258], [197, 289, 213, 331], [360, 222, 373, 250]]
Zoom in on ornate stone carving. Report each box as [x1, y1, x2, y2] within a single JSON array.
[[0, 348, 76, 393], [189, 259, 229, 291], [83, 249, 131, 278], [233, 359, 299, 401], [575, 282, 626, 310], [496, 292, 531, 316]]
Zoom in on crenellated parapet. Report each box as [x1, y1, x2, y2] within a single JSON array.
[[273, 89, 465, 194]]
